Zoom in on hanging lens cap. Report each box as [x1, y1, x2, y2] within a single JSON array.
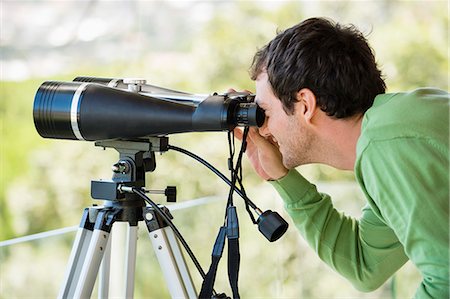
[[257, 210, 288, 242]]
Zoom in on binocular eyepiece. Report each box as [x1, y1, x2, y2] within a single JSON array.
[[33, 77, 265, 141]]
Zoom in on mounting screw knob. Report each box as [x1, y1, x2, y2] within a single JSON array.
[[112, 161, 131, 174], [123, 78, 147, 85], [165, 186, 177, 202], [124, 78, 146, 92]]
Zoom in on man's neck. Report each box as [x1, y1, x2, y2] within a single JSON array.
[[314, 114, 363, 171]]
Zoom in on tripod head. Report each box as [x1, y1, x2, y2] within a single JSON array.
[[90, 137, 170, 224]]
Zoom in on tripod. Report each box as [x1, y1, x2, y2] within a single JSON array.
[[58, 138, 197, 299]]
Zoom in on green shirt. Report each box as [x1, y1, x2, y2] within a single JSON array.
[[271, 88, 449, 298]]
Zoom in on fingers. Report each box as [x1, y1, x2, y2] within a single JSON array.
[[248, 127, 281, 156], [247, 127, 269, 147], [226, 88, 254, 95], [234, 127, 255, 148], [233, 127, 244, 141], [234, 127, 265, 145]]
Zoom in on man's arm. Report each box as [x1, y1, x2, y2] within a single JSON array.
[[236, 126, 408, 291], [271, 169, 409, 291]]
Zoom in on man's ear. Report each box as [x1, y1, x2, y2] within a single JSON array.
[[296, 88, 317, 123]]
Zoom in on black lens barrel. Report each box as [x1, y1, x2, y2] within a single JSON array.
[[33, 81, 82, 140], [33, 80, 265, 141], [234, 103, 265, 127]]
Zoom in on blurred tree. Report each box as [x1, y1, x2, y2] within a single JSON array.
[[1, 80, 49, 240], [194, 2, 306, 92]]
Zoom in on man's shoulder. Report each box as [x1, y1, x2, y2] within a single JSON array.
[[373, 87, 449, 107], [361, 88, 449, 140], [356, 88, 449, 160]]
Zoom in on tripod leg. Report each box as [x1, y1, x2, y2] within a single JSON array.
[[98, 234, 111, 299], [109, 221, 129, 297], [73, 209, 114, 299], [144, 208, 197, 298], [58, 208, 95, 299], [124, 224, 138, 298]]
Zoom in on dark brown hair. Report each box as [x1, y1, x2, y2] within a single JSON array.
[[250, 17, 386, 117]]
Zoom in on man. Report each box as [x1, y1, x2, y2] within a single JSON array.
[[236, 17, 449, 298]]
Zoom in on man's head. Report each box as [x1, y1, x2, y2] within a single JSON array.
[[251, 17, 385, 118], [252, 18, 383, 169]]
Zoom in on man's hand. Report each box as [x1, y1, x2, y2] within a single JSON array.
[[234, 127, 288, 181]]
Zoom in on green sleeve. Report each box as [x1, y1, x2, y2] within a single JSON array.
[[270, 169, 409, 292], [356, 137, 449, 298]]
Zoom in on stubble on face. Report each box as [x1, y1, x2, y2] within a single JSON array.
[[278, 112, 315, 169]]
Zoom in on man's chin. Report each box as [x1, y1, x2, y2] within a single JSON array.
[[282, 158, 295, 170], [283, 156, 304, 169]]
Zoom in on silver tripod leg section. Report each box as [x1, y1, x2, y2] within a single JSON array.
[[58, 227, 93, 299], [125, 224, 139, 298], [72, 209, 113, 299], [98, 234, 111, 299], [73, 228, 110, 298], [58, 208, 94, 299], [163, 226, 197, 298], [148, 226, 197, 299], [102, 221, 139, 298]]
